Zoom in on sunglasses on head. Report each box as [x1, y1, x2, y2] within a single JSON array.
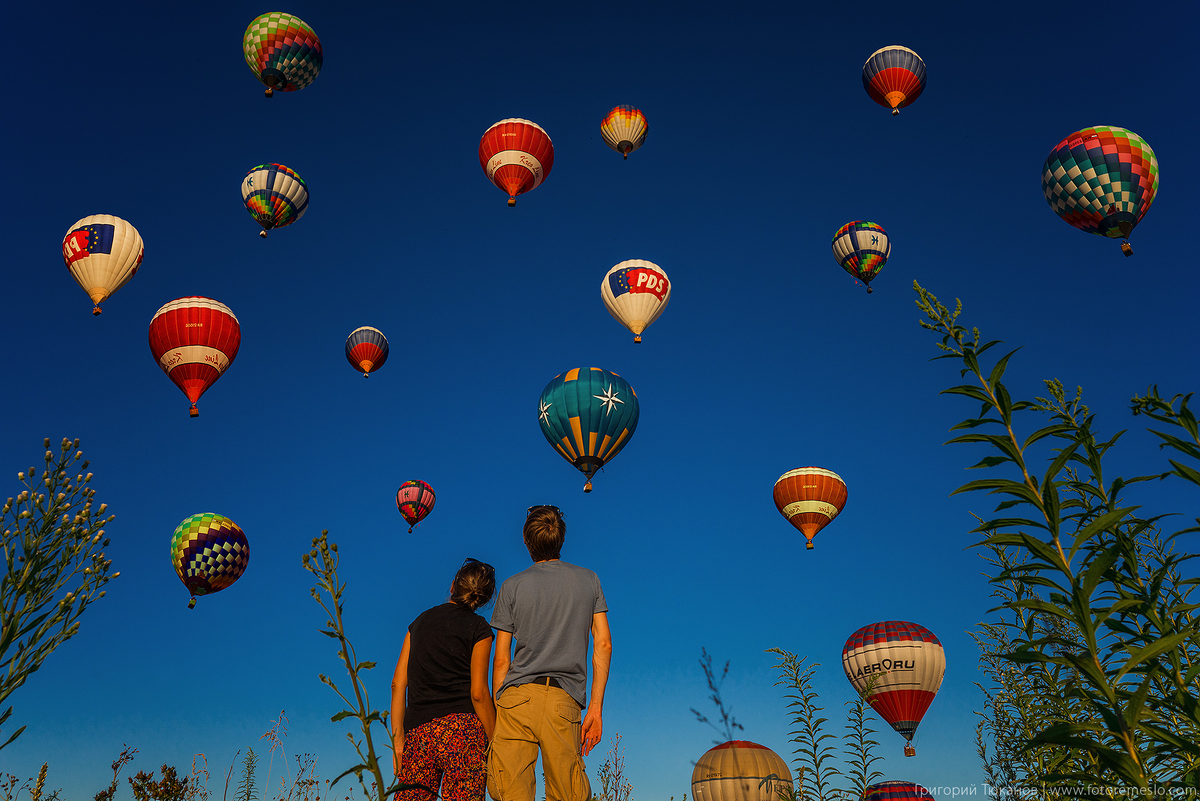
[[527, 504, 564, 519], [461, 557, 495, 575]]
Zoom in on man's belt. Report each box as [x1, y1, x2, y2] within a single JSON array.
[[523, 676, 563, 689]]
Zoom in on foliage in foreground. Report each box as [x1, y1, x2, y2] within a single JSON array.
[[1, 438, 118, 750], [915, 281, 1200, 789]]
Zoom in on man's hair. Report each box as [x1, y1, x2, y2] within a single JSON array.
[[523, 507, 565, 561]]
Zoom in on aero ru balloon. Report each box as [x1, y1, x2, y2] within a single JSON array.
[[691, 741, 792, 801], [243, 12, 323, 98], [243, 163, 309, 238], [843, 621, 945, 756], [62, 215, 144, 315], [479, 119, 554, 206], [1042, 126, 1158, 256], [538, 368, 639, 493], [600, 106, 648, 160], [864, 783, 936, 801], [601, 260, 671, 343], [832, 221, 889, 293], [396, 480, 435, 533], [345, 326, 389, 377], [773, 467, 847, 550], [148, 298, 242, 417], [862, 46, 927, 115], [171, 512, 250, 609]]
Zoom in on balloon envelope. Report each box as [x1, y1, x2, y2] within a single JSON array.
[[243, 12, 323, 97], [864, 782, 936, 801], [691, 741, 792, 801], [862, 45, 926, 114], [396, 480, 435, 533], [842, 621, 945, 753], [832, 221, 889, 292], [600, 260, 671, 343], [242, 163, 309, 237], [600, 105, 648, 159], [345, 326, 389, 377], [538, 368, 639, 492], [479, 119, 554, 206], [148, 297, 242, 417], [170, 512, 249, 608], [1042, 126, 1158, 253], [62, 214, 144, 315], [773, 467, 847, 549]]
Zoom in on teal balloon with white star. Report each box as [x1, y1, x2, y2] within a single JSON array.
[[537, 367, 640, 493]]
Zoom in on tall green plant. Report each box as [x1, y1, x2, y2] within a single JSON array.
[[690, 647, 745, 744], [1, 438, 118, 749], [915, 281, 1200, 787]]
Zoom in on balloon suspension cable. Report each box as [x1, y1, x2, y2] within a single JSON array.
[[189, 405, 199, 419], [508, 196, 517, 207], [92, 304, 102, 316], [188, 597, 196, 609], [259, 230, 268, 239], [583, 479, 593, 493], [1122, 240, 1133, 257], [904, 743, 916, 757]]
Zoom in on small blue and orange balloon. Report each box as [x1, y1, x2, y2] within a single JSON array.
[[345, 326, 389, 377], [832, 221, 890, 293], [862, 45, 927, 116], [538, 368, 640, 493], [170, 513, 250, 609], [397, 480, 435, 532]]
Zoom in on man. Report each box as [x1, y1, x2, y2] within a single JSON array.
[[487, 505, 613, 801]]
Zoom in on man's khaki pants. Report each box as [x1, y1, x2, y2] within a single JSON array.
[[486, 683, 591, 801]]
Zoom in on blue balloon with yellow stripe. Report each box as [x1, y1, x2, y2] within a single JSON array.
[[538, 368, 639, 492]]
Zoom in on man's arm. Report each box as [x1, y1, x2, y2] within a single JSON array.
[[580, 611, 612, 757], [492, 629, 513, 701]]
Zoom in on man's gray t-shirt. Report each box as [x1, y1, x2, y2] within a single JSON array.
[[490, 560, 607, 708]]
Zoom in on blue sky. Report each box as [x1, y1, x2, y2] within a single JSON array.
[[3, 0, 1199, 796]]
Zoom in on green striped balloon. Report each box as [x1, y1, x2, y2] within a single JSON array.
[[538, 368, 640, 492]]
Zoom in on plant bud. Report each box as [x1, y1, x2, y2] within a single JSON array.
[[84, 567, 92, 574], [43, 438, 50, 448], [112, 572, 120, 578], [44, 450, 52, 461], [17, 472, 24, 480], [330, 544, 337, 552], [302, 554, 311, 564], [103, 538, 110, 546], [98, 503, 106, 512]]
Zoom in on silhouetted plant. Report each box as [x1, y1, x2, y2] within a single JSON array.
[[594, 732, 633, 801], [690, 647, 744, 744], [236, 749, 259, 801], [95, 745, 138, 801], [130, 764, 194, 801], [916, 281, 1200, 787], [1, 438, 118, 749]]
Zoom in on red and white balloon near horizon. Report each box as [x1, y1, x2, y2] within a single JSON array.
[[478, 118, 554, 207], [148, 297, 241, 418]]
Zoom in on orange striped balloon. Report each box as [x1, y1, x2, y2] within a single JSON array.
[[772, 467, 847, 550]]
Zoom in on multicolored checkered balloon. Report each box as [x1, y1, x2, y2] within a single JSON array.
[[243, 12, 323, 98], [170, 513, 250, 608], [1042, 126, 1158, 256], [242, 163, 309, 238], [396, 481, 436, 533]]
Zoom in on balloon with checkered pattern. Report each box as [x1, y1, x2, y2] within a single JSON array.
[[170, 513, 250, 609], [243, 12, 323, 98]]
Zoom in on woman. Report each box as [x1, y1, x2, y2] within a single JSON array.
[[391, 558, 497, 801]]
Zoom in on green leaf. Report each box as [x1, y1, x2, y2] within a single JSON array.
[[1114, 630, 1194, 683], [987, 348, 1021, 391], [967, 456, 1011, 470], [1079, 544, 1120, 603], [941, 385, 993, 404], [330, 710, 354, 723]]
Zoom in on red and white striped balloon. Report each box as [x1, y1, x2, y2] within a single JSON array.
[[842, 621, 944, 756], [478, 119, 554, 206], [148, 297, 242, 417]]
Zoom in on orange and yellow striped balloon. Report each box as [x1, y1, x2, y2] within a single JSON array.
[[772, 467, 847, 550]]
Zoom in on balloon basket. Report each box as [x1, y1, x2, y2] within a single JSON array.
[[904, 744, 915, 757], [508, 197, 517, 207], [583, 480, 593, 493], [259, 230, 268, 239], [188, 597, 196, 609], [92, 305, 102, 316], [189, 407, 199, 418], [1122, 241, 1133, 257], [407, 526, 414, 534], [634, 335, 642, 344], [806, 541, 814, 550], [623, 153, 628, 160], [363, 372, 370, 378], [892, 108, 900, 116], [265, 88, 274, 98], [866, 286, 874, 294]]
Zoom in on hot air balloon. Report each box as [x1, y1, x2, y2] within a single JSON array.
[[601, 260, 671, 343], [171, 512, 250, 609], [62, 215, 144, 315], [691, 741, 792, 801], [243, 12, 323, 98], [1042, 126, 1158, 257], [773, 467, 847, 550], [538, 368, 639, 493], [345, 326, 389, 377], [842, 621, 945, 756], [479, 119, 554, 207], [396, 480, 435, 533], [243, 163, 309, 238], [148, 297, 242, 418], [832, 221, 889, 293], [600, 106, 648, 160], [862, 46, 927, 116], [864, 782, 935, 801]]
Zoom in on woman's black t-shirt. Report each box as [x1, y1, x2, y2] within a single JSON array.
[[404, 603, 493, 732]]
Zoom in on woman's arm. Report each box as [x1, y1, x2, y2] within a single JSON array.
[[469, 635, 497, 739], [390, 633, 411, 775]]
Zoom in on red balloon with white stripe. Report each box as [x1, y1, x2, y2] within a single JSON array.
[[478, 118, 554, 207], [772, 467, 847, 550], [842, 621, 945, 757], [148, 297, 242, 418]]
